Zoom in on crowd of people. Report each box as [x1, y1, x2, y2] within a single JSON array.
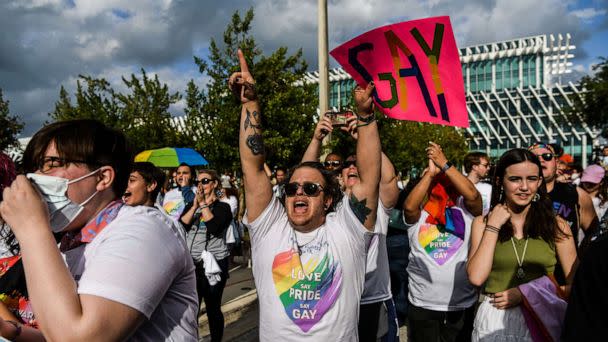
[[0, 49, 606, 341]]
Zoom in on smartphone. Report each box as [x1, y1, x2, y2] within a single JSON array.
[[325, 111, 354, 127]]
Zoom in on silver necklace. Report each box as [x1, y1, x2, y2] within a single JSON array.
[[510, 237, 529, 279]]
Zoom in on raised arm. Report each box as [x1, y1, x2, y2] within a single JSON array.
[[349, 83, 381, 231], [230, 50, 273, 221], [379, 152, 400, 208], [403, 159, 437, 224], [342, 117, 399, 209], [301, 115, 333, 163], [427, 142, 482, 216]]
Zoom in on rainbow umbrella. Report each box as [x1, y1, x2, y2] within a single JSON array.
[[134, 147, 209, 167]]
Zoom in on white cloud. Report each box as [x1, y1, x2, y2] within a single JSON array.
[[571, 7, 606, 20], [1, 0, 605, 136]]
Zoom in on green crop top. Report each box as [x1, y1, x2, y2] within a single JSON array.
[[484, 237, 557, 294]]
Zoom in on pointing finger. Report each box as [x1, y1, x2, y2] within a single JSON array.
[[237, 49, 249, 74]]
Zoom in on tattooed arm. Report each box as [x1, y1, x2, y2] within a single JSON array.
[[230, 49, 273, 222], [349, 83, 381, 231]]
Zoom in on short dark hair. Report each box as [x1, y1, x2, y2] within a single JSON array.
[[23, 119, 133, 197], [464, 152, 489, 173], [177, 163, 195, 175], [285, 161, 343, 213], [132, 162, 165, 201]]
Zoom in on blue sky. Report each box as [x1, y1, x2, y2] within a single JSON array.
[[1, 0, 606, 137]]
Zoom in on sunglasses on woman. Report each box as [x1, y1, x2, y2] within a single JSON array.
[[536, 153, 554, 161], [194, 178, 214, 185], [342, 160, 357, 168], [284, 182, 324, 197]]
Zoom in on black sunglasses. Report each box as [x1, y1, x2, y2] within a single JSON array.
[[284, 182, 324, 197], [194, 178, 214, 185], [324, 160, 342, 168], [342, 160, 357, 168], [536, 153, 554, 162]]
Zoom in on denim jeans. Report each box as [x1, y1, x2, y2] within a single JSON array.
[[386, 230, 410, 325]]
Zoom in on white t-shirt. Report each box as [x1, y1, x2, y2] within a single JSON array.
[[63, 205, 199, 341], [162, 187, 196, 220], [361, 200, 392, 304], [405, 201, 477, 311], [243, 196, 370, 341], [221, 195, 239, 218], [475, 182, 492, 216]]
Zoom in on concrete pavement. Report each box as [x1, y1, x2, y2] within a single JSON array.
[[198, 265, 409, 341]]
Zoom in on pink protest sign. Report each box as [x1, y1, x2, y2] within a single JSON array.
[[330, 16, 468, 128]]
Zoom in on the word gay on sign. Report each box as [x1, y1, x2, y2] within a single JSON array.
[[330, 16, 468, 128]]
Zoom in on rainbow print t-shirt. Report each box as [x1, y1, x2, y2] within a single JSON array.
[[406, 203, 477, 311], [245, 196, 369, 340], [272, 232, 343, 333]]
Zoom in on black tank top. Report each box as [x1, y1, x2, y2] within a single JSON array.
[[549, 182, 579, 285]]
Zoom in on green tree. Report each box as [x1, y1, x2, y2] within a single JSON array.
[[572, 57, 608, 136], [328, 114, 469, 176], [186, 8, 317, 171], [378, 118, 469, 176], [115, 69, 187, 151], [0, 89, 24, 151], [50, 70, 188, 153], [50, 76, 121, 126]]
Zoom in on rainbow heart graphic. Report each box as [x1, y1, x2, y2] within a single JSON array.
[[272, 249, 342, 332], [418, 207, 465, 265]]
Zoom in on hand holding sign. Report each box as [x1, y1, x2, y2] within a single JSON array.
[[330, 16, 468, 128]]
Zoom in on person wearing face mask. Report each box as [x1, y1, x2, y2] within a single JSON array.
[[179, 170, 232, 342], [0, 119, 199, 341]]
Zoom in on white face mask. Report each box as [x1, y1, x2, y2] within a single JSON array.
[[27, 168, 100, 232]]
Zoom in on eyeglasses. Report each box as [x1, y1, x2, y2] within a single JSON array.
[[536, 153, 554, 162], [479, 163, 490, 168], [342, 160, 357, 168], [194, 178, 214, 185], [38, 156, 89, 172], [284, 182, 324, 197], [324, 160, 342, 168]]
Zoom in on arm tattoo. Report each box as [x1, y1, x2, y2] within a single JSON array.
[[246, 134, 264, 155], [349, 194, 372, 224], [244, 108, 264, 155], [244, 108, 262, 130]]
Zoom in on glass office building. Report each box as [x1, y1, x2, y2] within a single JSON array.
[[303, 34, 598, 165]]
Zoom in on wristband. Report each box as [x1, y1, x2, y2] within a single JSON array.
[[440, 161, 453, 173], [5, 320, 22, 341], [356, 113, 376, 124], [201, 205, 210, 209], [485, 225, 500, 234]]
